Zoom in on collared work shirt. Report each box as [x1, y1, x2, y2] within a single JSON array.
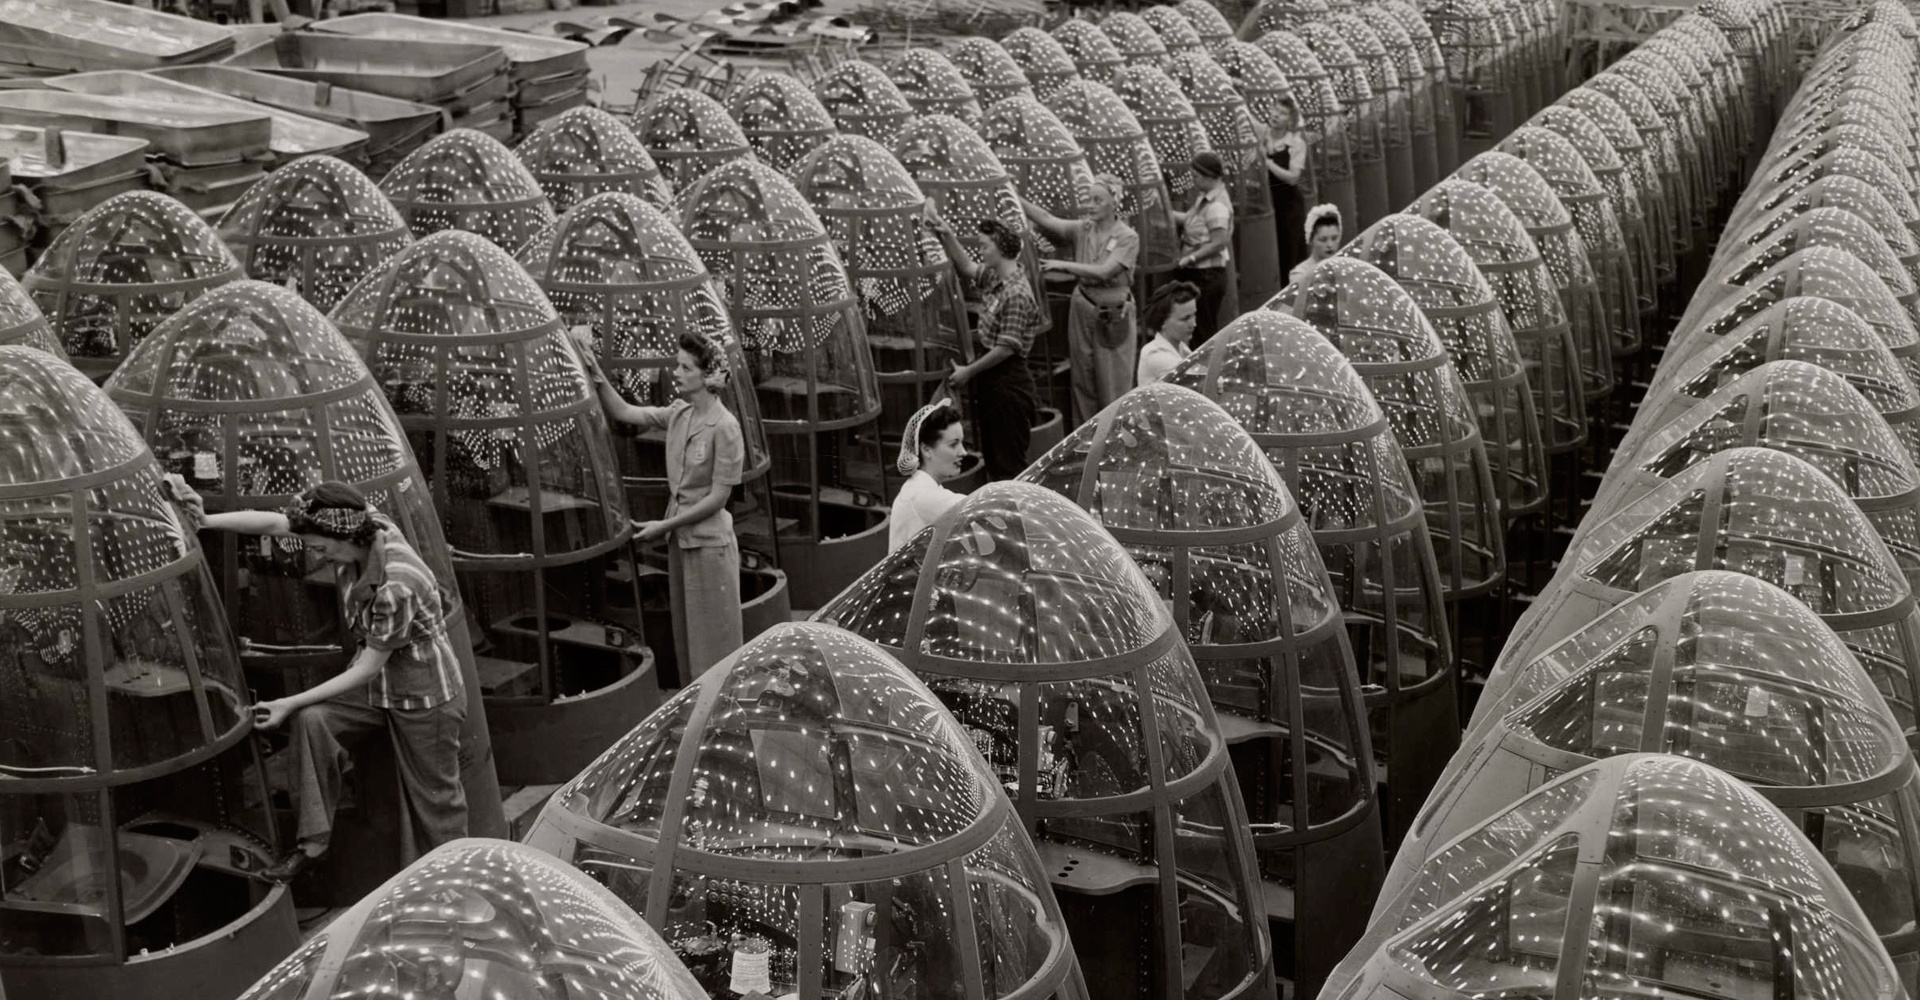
[[335, 516, 463, 711], [1181, 187, 1234, 269], [630, 399, 747, 549], [974, 268, 1044, 358]]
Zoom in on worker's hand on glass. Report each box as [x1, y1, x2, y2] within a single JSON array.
[[923, 205, 951, 236], [252, 698, 296, 730], [633, 519, 670, 542]]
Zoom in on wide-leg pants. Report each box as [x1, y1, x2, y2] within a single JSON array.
[[670, 536, 743, 683], [1067, 291, 1137, 426], [288, 689, 468, 862]]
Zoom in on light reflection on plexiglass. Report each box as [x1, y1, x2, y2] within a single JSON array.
[[24, 191, 240, 380], [726, 72, 838, 173], [379, 128, 555, 248], [812, 59, 915, 147], [217, 154, 411, 314], [514, 106, 676, 214], [1323, 755, 1901, 1000], [1340, 214, 1546, 520], [535, 622, 1086, 1000], [1270, 256, 1506, 599], [235, 839, 708, 1000], [630, 88, 754, 198]]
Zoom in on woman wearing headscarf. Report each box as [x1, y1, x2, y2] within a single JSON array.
[[164, 478, 468, 882], [1023, 173, 1141, 424], [1288, 203, 1344, 287], [889, 397, 968, 552]]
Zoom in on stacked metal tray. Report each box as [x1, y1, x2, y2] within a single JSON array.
[[0, 0, 236, 77], [153, 65, 440, 178], [224, 33, 514, 144], [305, 15, 590, 139], [0, 123, 151, 256], [50, 72, 369, 169], [0, 161, 19, 275], [0, 89, 269, 221]]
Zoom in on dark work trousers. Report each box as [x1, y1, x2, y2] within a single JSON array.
[[972, 356, 1038, 480], [288, 688, 469, 862], [1175, 265, 1233, 347]]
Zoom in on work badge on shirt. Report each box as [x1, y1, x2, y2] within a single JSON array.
[[688, 437, 710, 466]]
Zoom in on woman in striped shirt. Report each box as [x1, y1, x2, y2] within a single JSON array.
[[165, 477, 468, 883]]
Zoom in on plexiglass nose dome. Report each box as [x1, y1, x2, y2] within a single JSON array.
[[1490, 448, 1920, 732], [1586, 72, 1694, 272], [1456, 150, 1613, 405], [1176, 0, 1236, 46], [1239, 0, 1329, 38], [1101, 11, 1173, 68], [1501, 117, 1643, 359], [216, 155, 411, 314], [893, 114, 1045, 304], [1110, 64, 1214, 199], [1000, 26, 1082, 98], [949, 36, 1035, 105], [1405, 570, 1920, 990], [818, 482, 1272, 1000], [102, 278, 505, 839], [0, 345, 296, 1000], [1295, 21, 1389, 225], [630, 88, 754, 198], [1252, 31, 1360, 226], [889, 48, 983, 125], [726, 72, 837, 173], [1166, 50, 1280, 301], [513, 106, 675, 215], [1632, 296, 1920, 462], [1340, 214, 1546, 521], [515, 191, 771, 505], [24, 191, 241, 381], [978, 96, 1095, 258], [379, 128, 555, 249], [1042, 80, 1178, 280], [1667, 246, 1920, 386], [1592, 362, 1920, 583], [330, 229, 650, 784], [1142, 5, 1207, 54], [1270, 256, 1506, 600], [526, 621, 1092, 1000], [812, 59, 915, 146], [790, 134, 971, 448], [1326, 13, 1417, 210], [235, 839, 709, 1000], [1409, 177, 1585, 454], [0, 268, 61, 356], [1688, 208, 1919, 336], [1052, 17, 1126, 82], [1164, 311, 1455, 836], [678, 157, 886, 609], [1737, 146, 1920, 247], [1412, 571, 1908, 864], [1322, 754, 1903, 1000], [1018, 381, 1381, 997], [1560, 86, 1670, 306]]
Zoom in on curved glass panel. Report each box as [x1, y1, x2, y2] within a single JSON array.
[[1000, 27, 1082, 98], [813, 60, 915, 147], [379, 128, 555, 248], [25, 191, 241, 380], [889, 49, 983, 125], [630, 88, 754, 197], [514, 106, 675, 214], [726, 72, 836, 173], [217, 154, 411, 313]]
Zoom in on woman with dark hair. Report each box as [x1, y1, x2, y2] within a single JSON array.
[[1022, 173, 1141, 425], [1289, 203, 1343, 287], [927, 212, 1042, 480], [578, 329, 745, 682], [889, 398, 968, 552], [1172, 150, 1238, 346], [1136, 280, 1201, 384], [164, 477, 467, 881], [1264, 98, 1310, 277]]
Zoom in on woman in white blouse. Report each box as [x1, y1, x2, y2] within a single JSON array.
[[889, 398, 969, 553]]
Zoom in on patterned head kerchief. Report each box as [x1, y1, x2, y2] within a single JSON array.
[[1305, 202, 1342, 242]]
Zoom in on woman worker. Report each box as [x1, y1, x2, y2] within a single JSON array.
[[1263, 98, 1310, 277], [1021, 173, 1141, 425], [164, 479, 467, 882], [578, 329, 746, 683], [1289, 203, 1344, 288], [1171, 151, 1237, 346], [889, 398, 968, 553], [927, 212, 1043, 481]]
